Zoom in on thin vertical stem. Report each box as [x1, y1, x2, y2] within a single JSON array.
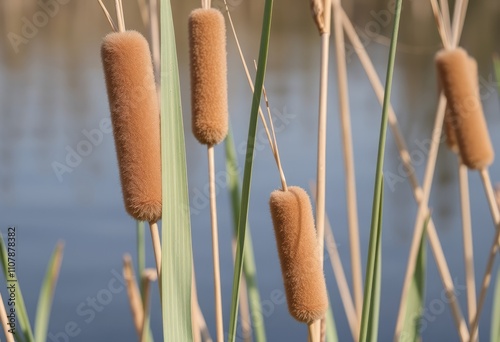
[[115, 0, 125, 32], [332, 0, 362, 320], [149, 222, 162, 279], [458, 160, 476, 326], [394, 95, 469, 341], [208, 146, 224, 342]]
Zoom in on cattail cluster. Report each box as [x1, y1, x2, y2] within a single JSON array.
[[189, 8, 228, 146], [101, 31, 162, 222], [436, 48, 494, 169], [269, 186, 328, 324]]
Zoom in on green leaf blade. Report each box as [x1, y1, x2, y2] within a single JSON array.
[[34, 243, 64, 342], [160, 1, 193, 340], [228, 1, 274, 340]]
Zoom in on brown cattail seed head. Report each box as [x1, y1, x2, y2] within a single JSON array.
[[101, 31, 161, 222], [269, 186, 328, 324], [189, 8, 228, 146], [441, 57, 479, 154], [436, 48, 494, 169]]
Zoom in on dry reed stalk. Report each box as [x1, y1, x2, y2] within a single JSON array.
[[331, 0, 362, 321], [140, 269, 157, 342], [313, 1, 332, 340], [207, 146, 224, 342], [451, 0, 469, 46], [339, 9, 468, 340], [123, 255, 144, 338], [0, 292, 14, 342], [439, 0, 451, 41], [115, 0, 125, 32], [458, 159, 476, 326], [148, 0, 160, 81], [469, 171, 500, 340], [97, 0, 118, 32], [310, 181, 358, 340]]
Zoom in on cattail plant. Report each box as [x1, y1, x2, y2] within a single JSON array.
[[269, 186, 328, 341], [436, 47, 499, 340], [99, 0, 162, 286], [189, 5, 228, 342], [439, 53, 478, 330]]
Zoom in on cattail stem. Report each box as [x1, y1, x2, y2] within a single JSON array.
[[149, 222, 162, 280], [208, 146, 224, 342], [192, 264, 214, 342], [458, 159, 477, 327], [0, 293, 14, 342], [429, 0, 450, 49], [331, 0, 362, 321], [325, 210, 359, 340], [451, 0, 469, 46], [394, 95, 469, 341], [114, 0, 125, 32], [469, 169, 500, 340], [308, 322, 320, 342], [315, 0, 332, 275]]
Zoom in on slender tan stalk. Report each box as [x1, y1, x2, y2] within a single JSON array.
[[309, 182, 358, 340], [123, 254, 144, 338], [458, 159, 476, 326], [115, 0, 125, 32], [97, 0, 118, 32], [451, 0, 469, 46], [331, 0, 362, 320], [469, 170, 500, 340], [314, 1, 332, 339], [149, 222, 162, 278], [148, 0, 160, 81], [394, 95, 469, 341], [140, 269, 157, 342], [429, 0, 451, 49], [308, 322, 320, 342], [208, 146, 224, 342], [0, 292, 14, 342], [232, 238, 252, 342], [439, 0, 451, 41]]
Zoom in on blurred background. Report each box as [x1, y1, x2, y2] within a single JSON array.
[[0, 0, 499, 341]]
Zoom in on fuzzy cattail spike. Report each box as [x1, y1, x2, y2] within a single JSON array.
[[436, 48, 494, 169], [101, 31, 162, 222], [269, 186, 328, 324], [189, 8, 228, 146]]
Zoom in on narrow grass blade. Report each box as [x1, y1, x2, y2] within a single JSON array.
[[0, 235, 33, 342], [364, 179, 383, 342], [492, 270, 500, 342], [325, 304, 338, 342], [359, 0, 402, 338], [137, 221, 146, 294], [159, 0, 193, 340], [228, 1, 274, 340], [34, 242, 64, 342], [225, 128, 267, 342], [401, 221, 427, 342]]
